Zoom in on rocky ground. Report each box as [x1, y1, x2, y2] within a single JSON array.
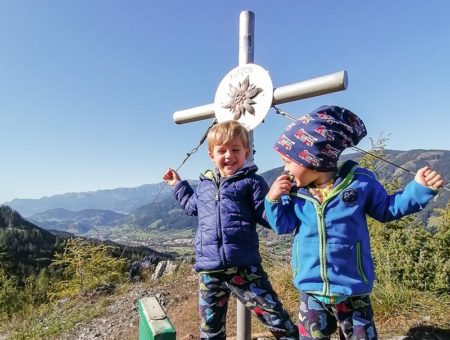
[[57, 283, 154, 340], [53, 266, 450, 340], [56, 265, 204, 340]]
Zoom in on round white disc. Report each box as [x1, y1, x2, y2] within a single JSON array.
[[214, 63, 273, 130]]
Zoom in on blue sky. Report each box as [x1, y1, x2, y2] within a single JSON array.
[[1, 1, 449, 204]]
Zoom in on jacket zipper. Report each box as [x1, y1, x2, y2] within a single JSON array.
[[214, 179, 227, 267], [318, 168, 357, 294], [316, 206, 329, 295]]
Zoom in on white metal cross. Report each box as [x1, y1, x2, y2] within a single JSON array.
[[172, 11, 348, 340]]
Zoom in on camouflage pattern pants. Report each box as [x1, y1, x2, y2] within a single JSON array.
[[298, 292, 378, 339], [198, 265, 298, 339]]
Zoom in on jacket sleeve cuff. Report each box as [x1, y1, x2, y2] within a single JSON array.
[[407, 180, 437, 205], [265, 195, 280, 204]]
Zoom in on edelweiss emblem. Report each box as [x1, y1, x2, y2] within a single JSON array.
[[222, 76, 263, 120]]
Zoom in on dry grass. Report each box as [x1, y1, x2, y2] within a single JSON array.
[[1, 295, 111, 339], [262, 253, 450, 338], [372, 279, 450, 335]]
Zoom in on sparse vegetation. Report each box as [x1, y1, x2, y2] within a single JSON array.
[[4, 296, 110, 340]]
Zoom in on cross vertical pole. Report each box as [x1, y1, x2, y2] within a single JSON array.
[[236, 12, 254, 340], [237, 11, 254, 340], [239, 11, 255, 163]]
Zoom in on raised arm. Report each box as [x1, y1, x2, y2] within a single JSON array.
[[163, 168, 198, 216], [264, 174, 300, 235], [364, 167, 442, 222]]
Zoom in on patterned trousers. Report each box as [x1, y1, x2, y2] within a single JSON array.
[[298, 292, 378, 340], [198, 265, 298, 339]]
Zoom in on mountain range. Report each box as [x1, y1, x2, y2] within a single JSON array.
[[4, 149, 449, 237], [5, 183, 173, 217]]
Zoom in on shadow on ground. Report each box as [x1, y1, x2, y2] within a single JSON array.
[[404, 325, 450, 340]]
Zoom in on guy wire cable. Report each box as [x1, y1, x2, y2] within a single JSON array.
[[272, 105, 449, 192], [118, 118, 217, 259]]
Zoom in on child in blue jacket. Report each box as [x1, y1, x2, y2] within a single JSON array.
[[264, 105, 444, 339], [164, 120, 297, 339]]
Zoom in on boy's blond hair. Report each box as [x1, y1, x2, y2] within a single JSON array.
[[207, 120, 250, 152]]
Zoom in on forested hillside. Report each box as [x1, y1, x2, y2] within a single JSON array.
[[0, 206, 57, 280]]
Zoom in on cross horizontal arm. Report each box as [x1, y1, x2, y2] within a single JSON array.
[[172, 103, 215, 125], [273, 70, 347, 105], [173, 70, 347, 124]]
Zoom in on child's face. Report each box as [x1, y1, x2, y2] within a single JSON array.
[[281, 155, 320, 187], [209, 136, 250, 177]]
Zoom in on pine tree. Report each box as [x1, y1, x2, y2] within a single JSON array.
[[49, 238, 126, 299]]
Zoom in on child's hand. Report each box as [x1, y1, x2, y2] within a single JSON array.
[[163, 168, 181, 186], [415, 166, 444, 190], [268, 174, 293, 201]]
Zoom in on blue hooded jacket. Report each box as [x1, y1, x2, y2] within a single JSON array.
[[265, 160, 437, 297], [173, 163, 270, 272]]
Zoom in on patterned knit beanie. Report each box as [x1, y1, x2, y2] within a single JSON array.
[[273, 105, 367, 171]]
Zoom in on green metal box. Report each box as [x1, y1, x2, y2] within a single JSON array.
[[138, 296, 176, 340]]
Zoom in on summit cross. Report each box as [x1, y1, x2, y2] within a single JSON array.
[[173, 12, 347, 162]]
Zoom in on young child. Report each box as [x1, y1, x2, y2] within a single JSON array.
[[264, 105, 444, 339], [163, 120, 298, 339]]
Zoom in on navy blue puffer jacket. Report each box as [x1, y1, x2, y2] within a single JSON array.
[[173, 163, 270, 272]]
